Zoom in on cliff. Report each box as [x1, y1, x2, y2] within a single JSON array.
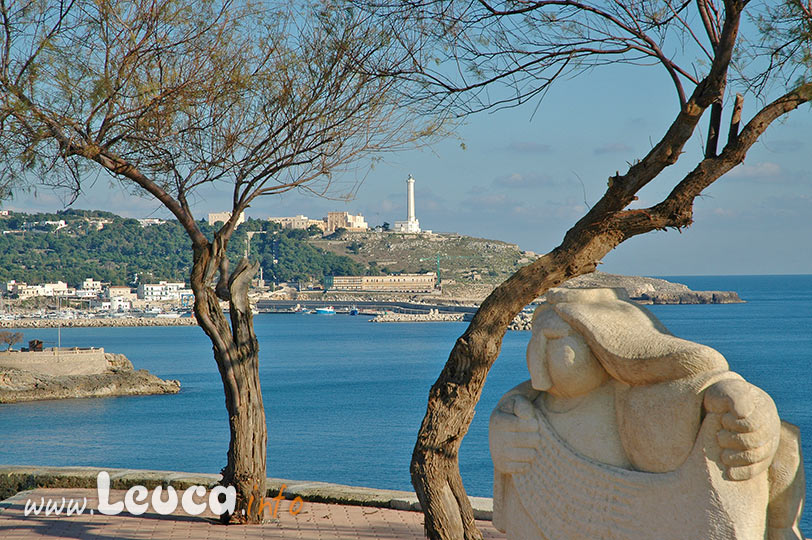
[[0, 351, 180, 403]]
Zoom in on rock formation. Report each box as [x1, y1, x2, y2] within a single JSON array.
[[0, 352, 180, 403]]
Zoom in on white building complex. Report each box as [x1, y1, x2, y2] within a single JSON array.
[[267, 215, 326, 231], [326, 212, 368, 234], [207, 211, 246, 227], [136, 281, 191, 301], [393, 175, 421, 233]]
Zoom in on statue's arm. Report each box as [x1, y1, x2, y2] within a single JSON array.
[[489, 381, 541, 474], [490, 381, 541, 532], [703, 378, 782, 480]]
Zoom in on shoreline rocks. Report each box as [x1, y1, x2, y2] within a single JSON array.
[[370, 310, 464, 323], [0, 352, 180, 403], [560, 272, 743, 304]]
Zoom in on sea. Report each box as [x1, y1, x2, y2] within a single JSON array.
[[1, 274, 810, 531]]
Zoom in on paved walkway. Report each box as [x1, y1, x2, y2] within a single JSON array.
[[0, 489, 506, 539]]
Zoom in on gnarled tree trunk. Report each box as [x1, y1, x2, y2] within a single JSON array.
[[410, 7, 812, 533], [191, 239, 267, 524]]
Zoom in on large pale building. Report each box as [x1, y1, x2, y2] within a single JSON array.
[[326, 212, 368, 234], [324, 273, 436, 293], [268, 215, 326, 231], [393, 175, 421, 233], [207, 211, 246, 227], [137, 281, 189, 301]]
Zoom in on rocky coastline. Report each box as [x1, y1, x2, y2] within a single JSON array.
[[560, 272, 743, 304], [0, 352, 180, 403]]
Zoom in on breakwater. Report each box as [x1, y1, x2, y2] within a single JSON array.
[[0, 317, 197, 329], [370, 310, 464, 323]]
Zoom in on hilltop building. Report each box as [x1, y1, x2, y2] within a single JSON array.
[[326, 212, 368, 234], [393, 175, 421, 233], [324, 272, 436, 293], [268, 215, 326, 231], [137, 218, 166, 227], [207, 211, 245, 227]]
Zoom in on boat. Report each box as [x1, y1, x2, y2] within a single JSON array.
[[349, 305, 359, 316], [291, 304, 309, 314], [314, 306, 336, 315]]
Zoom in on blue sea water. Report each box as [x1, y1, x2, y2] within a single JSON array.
[[0, 274, 810, 531]]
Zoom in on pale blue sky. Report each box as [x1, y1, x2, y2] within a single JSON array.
[[5, 61, 811, 277]]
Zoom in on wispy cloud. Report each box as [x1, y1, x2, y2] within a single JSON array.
[[727, 161, 782, 179], [594, 142, 633, 155], [505, 141, 552, 154], [492, 172, 556, 189]]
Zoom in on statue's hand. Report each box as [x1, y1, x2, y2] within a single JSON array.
[[703, 379, 781, 481], [489, 394, 541, 475]]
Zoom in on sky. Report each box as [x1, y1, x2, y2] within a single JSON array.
[[3, 49, 811, 277]]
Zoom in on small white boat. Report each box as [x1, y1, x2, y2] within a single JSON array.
[[314, 306, 335, 315]]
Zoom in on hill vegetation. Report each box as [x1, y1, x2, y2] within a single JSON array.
[[0, 210, 366, 286]]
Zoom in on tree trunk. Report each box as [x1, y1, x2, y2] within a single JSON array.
[[412, 236, 616, 539], [191, 242, 267, 524]]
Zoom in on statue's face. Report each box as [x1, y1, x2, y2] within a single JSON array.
[[526, 308, 608, 398]]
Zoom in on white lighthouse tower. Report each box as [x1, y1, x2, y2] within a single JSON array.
[[394, 175, 421, 233]]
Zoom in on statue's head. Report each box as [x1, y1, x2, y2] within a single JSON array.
[[526, 305, 608, 397], [526, 288, 728, 391]]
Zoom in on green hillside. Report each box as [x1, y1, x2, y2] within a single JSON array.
[[0, 210, 535, 292], [0, 210, 366, 286]]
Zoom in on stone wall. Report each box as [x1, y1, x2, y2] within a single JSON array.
[[0, 348, 108, 376]]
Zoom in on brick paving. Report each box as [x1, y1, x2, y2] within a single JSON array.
[[0, 489, 506, 540]]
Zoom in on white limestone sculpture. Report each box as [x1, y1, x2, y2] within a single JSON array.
[[490, 288, 805, 540]]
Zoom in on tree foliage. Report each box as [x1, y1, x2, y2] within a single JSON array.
[[0, 330, 23, 350], [0, 0, 440, 523]]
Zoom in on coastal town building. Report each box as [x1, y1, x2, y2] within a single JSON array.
[[324, 273, 437, 293], [81, 278, 103, 292], [268, 215, 326, 231], [2, 280, 73, 298], [1, 280, 23, 295], [326, 212, 368, 234], [207, 211, 245, 227], [104, 286, 137, 301], [393, 175, 422, 234], [136, 281, 189, 301]]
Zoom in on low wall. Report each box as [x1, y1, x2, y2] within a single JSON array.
[[0, 465, 494, 520], [0, 348, 108, 376]]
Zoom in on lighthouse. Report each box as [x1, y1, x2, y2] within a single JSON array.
[[407, 175, 416, 222], [394, 175, 421, 233]]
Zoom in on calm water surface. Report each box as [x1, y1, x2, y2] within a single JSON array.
[[0, 274, 810, 530]]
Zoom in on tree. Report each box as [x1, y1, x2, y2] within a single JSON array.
[[0, 0, 438, 523], [359, 1, 812, 538], [0, 331, 23, 350]]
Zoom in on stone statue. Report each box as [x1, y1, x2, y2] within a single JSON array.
[[490, 288, 805, 540]]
